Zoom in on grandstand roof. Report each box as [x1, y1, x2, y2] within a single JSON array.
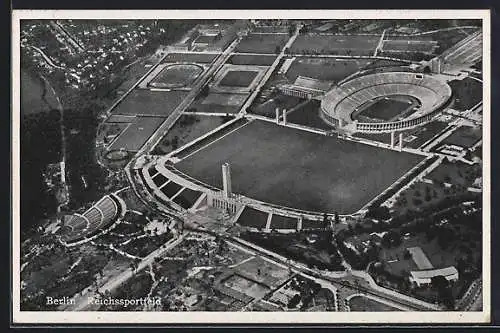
[[293, 76, 332, 92], [410, 266, 458, 280]]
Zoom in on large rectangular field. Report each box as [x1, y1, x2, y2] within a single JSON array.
[[162, 52, 219, 63], [290, 34, 379, 56], [235, 33, 289, 54], [404, 121, 449, 149], [442, 125, 482, 148], [112, 89, 188, 116], [286, 100, 333, 130], [219, 70, 259, 87], [285, 57, 371, 82], [176, 120, 423, 214], [355, 96, 418, 122], [228, 54, 277, 66], [109, 116, 164, 151], [381, 40, 437, 53]]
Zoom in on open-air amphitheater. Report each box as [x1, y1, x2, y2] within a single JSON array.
[[321, 71, 452, 133], [58, 194, 126, 245]]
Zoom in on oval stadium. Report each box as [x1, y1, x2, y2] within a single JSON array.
[[320, 71, 452, 133]]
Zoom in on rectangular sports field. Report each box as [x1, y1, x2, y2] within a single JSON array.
[[162, 52, 218, 63], [228, 54, 277, 66], [285, 57, 372, 82], [442, 125, 482, 148], [109, 116, 164, 151], [357, 97, 416, 122], [112, 89, 188, 116], [235, 33, 289, 54], [176, 120, 423, 214], [290, 34, 380, 56], [405, 121, 449, 149], [381, 40, 437, 53], [219, 70, 259, 87]]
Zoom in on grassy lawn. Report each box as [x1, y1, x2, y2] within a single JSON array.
[[228, 54, 277, 66], [353, 96, 418, 122], [348, 296, 400, 311], [285, 57, 372, 82], [236, 206, 269, 228], [176, 120, 423, 214], [219, 70, 259, 87], [109, 116, 164, 151], [162, 52, 219, 63], [448, 78, 482, 111], [352, 132, 395, 145], [250, 94, 303, 117], [153, 115, 225, 154], [236, 33, 289, 54], [286, 100, 333, 130], [111, 89, 188, 116], [187, 93, 245, 114], [290, 34, 379, 56], [442, 126, 482, 148], [270, 214, 298, 230], [404, 121, 450, 149], [150, 64, 203, 88], [381, 39, 437, 53]]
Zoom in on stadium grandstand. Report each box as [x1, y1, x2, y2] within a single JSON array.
[[440, 30, 482, 72], [58, 194, 125, 244], [320, 71, 452, 133], [278, 76, 332, 99]]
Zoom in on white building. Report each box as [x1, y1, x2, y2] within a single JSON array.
[[409, 266, 459, 287]]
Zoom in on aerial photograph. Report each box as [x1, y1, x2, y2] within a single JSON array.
[[17, 15, 485, 318]]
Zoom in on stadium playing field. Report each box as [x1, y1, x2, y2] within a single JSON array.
[[175, 120, 423, 214], [112, 89, 188, 116], [352, 95, 420, 122], [442, 125, 482, 148], [109, 116, 164, 151], [149, 64, 204, 88], [285, 57, 372, 82], [229, 54, 277, 66], [235, 33, 289, 54], [219, 70, 259, 87], [162, 52, 219, 63]]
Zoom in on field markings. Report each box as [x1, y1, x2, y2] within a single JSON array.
[[105, 121, 134, 151], [178, 119, 252, 161]]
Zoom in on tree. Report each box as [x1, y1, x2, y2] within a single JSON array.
[[431, 275, 454, 309], [403, 249, 412, 260], [366, 205, 391, 221]]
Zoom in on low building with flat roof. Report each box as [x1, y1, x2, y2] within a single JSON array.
[[409, 266, 459, 287]]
